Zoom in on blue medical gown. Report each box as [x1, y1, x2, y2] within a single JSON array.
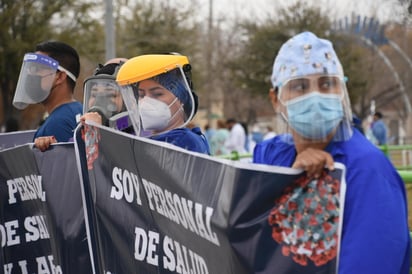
[[152, 127, 210, 155], [253, 129, 410, 274]]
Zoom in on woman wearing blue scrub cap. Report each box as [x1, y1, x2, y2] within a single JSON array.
[[270, 31, 353, 145], [253, 31, 410, 274]]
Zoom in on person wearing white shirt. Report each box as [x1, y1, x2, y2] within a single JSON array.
[[263, 126, 277, 140], [224, 118, 246, 153]]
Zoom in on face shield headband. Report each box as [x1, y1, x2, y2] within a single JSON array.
[[12, 53, 77, 109]]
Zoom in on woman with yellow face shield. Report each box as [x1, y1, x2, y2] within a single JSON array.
[[115, 54, 210, 154]]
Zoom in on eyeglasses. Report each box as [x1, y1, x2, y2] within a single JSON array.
[[278, 75, 344, 104]]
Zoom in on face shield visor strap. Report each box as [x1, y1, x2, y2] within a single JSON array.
[[108, 111, 134, 133], [58, 65, 76, 82], [12, 53, 59, 109]]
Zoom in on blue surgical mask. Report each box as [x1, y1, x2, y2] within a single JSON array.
[[286, 92, 343, 140]]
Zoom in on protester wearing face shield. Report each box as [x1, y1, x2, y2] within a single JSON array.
[[115, 54, 210, 154], [253, 32, 409, 274], [80, 58, 133, 133], [85, 79, 123, 123], [12, 41, 82, 151]]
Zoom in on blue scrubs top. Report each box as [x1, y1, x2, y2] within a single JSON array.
[[152, 127, 210, 155], [371, 119, 388, 145], [253, 129, 410, 274], [34, 102, 82, 142]]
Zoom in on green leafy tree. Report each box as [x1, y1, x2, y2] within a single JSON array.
[[223, 2, 368, 122], [228, 2, 332, 97], [116, 1, 200, 57], [0, 0, 203, 130], [113, 0, 206, 119], [222, 2, 332, 122], [0, 0, 102, 129], [330, 35, 368, 119]]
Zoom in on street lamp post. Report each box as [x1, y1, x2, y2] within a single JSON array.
[[105, 0, 115, 60]]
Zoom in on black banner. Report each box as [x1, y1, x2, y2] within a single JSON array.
[[0, 131, 35, 151], [76, 124, 346, 274], [0, 143, 92, 274]]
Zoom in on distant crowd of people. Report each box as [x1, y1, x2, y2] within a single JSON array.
[[203, 119, 279, 156], [202, 109, 390, 157]]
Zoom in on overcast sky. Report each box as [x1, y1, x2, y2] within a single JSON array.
[[189, 0, 408, 24]]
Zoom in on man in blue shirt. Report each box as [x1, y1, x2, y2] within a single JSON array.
[[253, 31, 409, 274], [371, 111, 388, 145], [13, 41, 82, 151]]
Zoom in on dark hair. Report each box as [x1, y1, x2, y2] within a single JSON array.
[[94, 58, 127, 76], [374, 112, 383, 119], [240, 122, 248, 135], [35, 41, 80, 90], [94, 63, 120, 76], [164, 52, 198, 118], [226, 118, 237, 124], [5, 117, 19, 132], [182, 63, 199, 117]]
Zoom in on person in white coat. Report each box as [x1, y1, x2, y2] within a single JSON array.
[[224, 118, 246, 153]]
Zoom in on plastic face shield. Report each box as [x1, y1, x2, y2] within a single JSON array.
[[83, 75, 126, 126], [118, 67, 195, 137], [278, 75, 343, 104], [276, 74, 353, 144], [12, 53, 60, 109]]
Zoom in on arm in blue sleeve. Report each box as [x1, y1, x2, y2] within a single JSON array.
[[339, 168, 410, 274]]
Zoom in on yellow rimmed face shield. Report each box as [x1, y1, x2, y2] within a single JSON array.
[[116, 54, 196, 137]]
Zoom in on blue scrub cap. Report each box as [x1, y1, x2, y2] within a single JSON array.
[[152, 70, 189, 105], [271, 31, 344, 88]]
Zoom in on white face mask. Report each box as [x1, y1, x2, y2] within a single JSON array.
[[138, 97, 179, 131]]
